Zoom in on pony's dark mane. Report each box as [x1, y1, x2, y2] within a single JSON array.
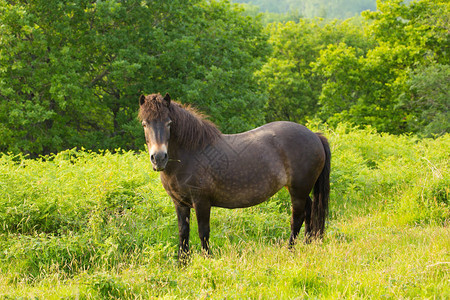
[[138, 94, 221, 150], [169, 102, 221, 150]]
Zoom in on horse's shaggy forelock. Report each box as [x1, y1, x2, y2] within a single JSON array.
[[138, 94, 170, 121], [138, 94, 221, 150]]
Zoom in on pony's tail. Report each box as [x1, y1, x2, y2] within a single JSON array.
[[310, 133, 330, 239]]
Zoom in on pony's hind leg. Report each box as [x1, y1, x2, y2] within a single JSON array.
[[304, 196, 313, 242], [288, 191, 310, 246]]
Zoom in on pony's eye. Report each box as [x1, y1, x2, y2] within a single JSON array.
[[142, 122, 147, 128]]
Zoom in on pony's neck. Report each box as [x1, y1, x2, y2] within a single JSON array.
[[169, 102, 221, 151]]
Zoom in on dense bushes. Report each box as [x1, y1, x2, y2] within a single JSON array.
[[327, 125, 449, 224]]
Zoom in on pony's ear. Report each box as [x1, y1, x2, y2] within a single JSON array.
[[163, 93, 171, 107], [139, 94, 146, 106]]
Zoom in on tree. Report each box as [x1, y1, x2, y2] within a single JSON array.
[[364, 0, 449, 135], [363, 0, 449, 64], [313, 42, 418, 132], [258, 19, 372, 124], [163, 0, 270, 133], [314, 0, 449, 134], [0, 0, 269, 155], [403, 63, 450, 136]]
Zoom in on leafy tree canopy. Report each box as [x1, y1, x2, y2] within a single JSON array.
[[257, 18, 373, 124], [259, 0, 449, 136], [0, 0, 269, 156], [1, 0, 448, 156]]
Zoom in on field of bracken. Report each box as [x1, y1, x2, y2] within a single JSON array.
[[0, 124, 448, 299]]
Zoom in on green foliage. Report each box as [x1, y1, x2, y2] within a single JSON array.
[[402, 63, 450, 137], [0, 0, 269, 155], [1, 1, 448, 295], [0, 148, 176, 283], [258, 19, 373, 124], [0, 128, 448, 297], [87, 272, 133, 299], [313, 42, 417, 132], [258, 0, 449, 136], [364, 0, 449, 64], [176, 0, 270, 133], [327, 124, 449, 225], [1, 0, 448, 155]]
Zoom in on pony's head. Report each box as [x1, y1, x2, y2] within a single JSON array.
[[138, 93, 172, 171], [139, 93, 221, 171]]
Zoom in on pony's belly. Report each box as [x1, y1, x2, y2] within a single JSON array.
[[211, 194, 273, 209], [207, 156, 288, 208], [210, 178, 286, 209]]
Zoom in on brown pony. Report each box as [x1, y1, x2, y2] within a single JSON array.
[[138, 93, 330, 259]]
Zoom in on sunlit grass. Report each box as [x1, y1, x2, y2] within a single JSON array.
[[0, 127, 448, 298], [2, 225, 448, 299]]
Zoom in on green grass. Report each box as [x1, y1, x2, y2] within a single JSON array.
[[0, 126, 448, 299]]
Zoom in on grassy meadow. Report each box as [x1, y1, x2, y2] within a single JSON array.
[[0, 125, 449, 299]]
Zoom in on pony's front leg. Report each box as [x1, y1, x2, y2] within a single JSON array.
[[175, 205, 191, 261], [194, 201, 211, 255]]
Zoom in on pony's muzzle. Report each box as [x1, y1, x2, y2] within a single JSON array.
[[150, 150, 168, 171]]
